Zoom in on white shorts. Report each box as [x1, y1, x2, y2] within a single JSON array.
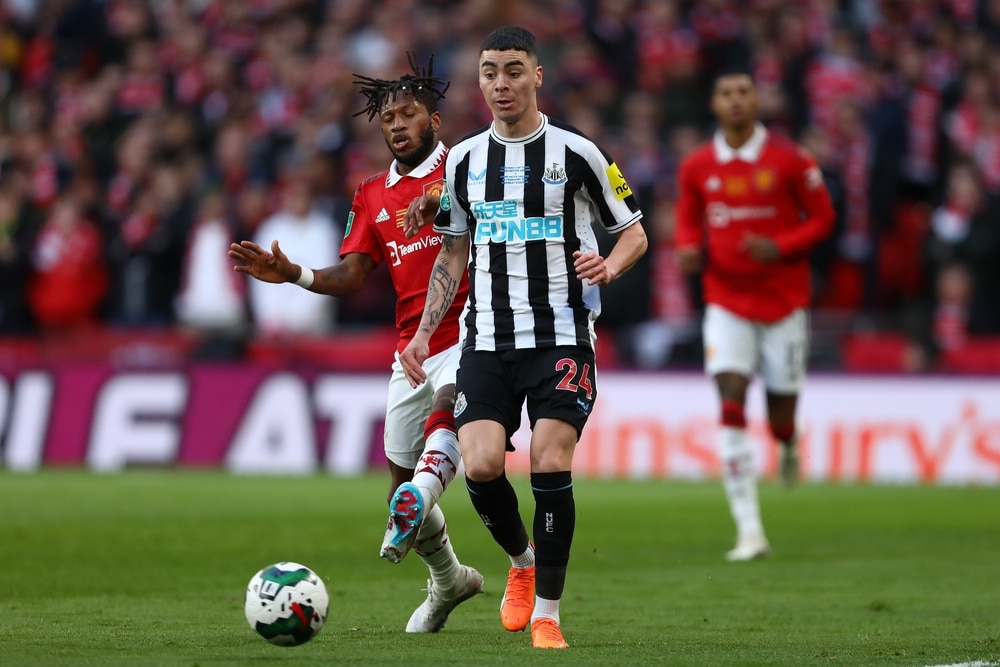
[[702, 304, 808, 394], [383, 343, 461, 468]]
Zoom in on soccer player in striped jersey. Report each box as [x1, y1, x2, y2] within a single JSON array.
[[674, 66, 835, 561], [229, 55, 483, 633], [399, 26, 648, 649]]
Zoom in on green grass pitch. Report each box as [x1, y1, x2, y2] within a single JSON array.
[[0, 471, 997, 667]]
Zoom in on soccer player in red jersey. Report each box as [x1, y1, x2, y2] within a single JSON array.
[[674, 66, 835, 561], [229, 55, 482, 631]]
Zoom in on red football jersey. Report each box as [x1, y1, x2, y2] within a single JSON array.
[[675, 124, 835, 322], [339, 142, 468, 356]]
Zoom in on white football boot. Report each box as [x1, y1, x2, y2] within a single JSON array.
[[405, 565, 484, 633], [726, 533, 772, 562]]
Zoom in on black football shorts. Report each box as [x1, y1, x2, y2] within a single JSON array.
[[454, 346, 598, 440]]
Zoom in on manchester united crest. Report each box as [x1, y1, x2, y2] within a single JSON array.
[[424, 179, 444, 197], [753, 169, 775, 192]]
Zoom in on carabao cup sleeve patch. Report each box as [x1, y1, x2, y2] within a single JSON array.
[[439, 180, 451, 211]]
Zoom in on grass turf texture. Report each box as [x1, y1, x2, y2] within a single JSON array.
[[0, 471, 997, 667]]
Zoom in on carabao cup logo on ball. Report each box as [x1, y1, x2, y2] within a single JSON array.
[[472, 200, 564, 244]]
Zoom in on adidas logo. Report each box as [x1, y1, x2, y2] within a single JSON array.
[[374, 208, 390, 223]]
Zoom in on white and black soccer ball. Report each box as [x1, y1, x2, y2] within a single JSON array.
[[244, 561, 329, 646]]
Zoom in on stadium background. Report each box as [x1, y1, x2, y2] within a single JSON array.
[[0, 0, 998, 483]]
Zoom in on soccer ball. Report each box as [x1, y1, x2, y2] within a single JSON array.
[[244, 561, 329, 646]]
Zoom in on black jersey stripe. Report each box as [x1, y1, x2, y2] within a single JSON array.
[[485, 138, 515, 349], [453, 152, 478, 350], [564, 147, 591, 346], [453, 150, 475, 224], [524, 137, 556, 346]]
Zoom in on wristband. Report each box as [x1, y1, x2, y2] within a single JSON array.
[[295, 266, 314, 289]]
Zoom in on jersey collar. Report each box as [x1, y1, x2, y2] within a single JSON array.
[[386, 141, 448, 188], [489, 112, 547, 145], [713, 123, 767, 163]]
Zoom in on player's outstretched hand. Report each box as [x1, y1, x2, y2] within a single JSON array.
[[740, 233, 781, 263], [398, 337, 430, 388], [403, 194, 440, 238], [573, 250, 615, 286], [229, 239, 295, 284]]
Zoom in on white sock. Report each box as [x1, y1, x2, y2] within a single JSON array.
[[411, 428, 461, 510], [510, 544, 534, 569], [531, 596, 560, 624], [415, 504, 460, 590], [719, 426, 764, 538]]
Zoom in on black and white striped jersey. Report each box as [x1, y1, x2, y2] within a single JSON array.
[[434, 113, 643, 353]]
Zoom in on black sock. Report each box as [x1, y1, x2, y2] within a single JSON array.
[[465, 473, 530, 557], [531, 471, 575, 600]]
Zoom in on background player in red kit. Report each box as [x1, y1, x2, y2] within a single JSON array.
[[229, 55, 482, 631], [675, 66, 835, 562]]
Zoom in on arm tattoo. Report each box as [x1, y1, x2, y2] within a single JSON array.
[[425, 262, 458, 330]]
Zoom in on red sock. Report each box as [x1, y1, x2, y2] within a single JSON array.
[[424, 409, 455, 440], [721, 400, 746, 428], [771, 423, 795, 444]]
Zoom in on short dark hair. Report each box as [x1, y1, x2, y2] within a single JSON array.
[[352, 52, 450, 122], [480, 25, 537, 58], [712, 64, 755, 89]]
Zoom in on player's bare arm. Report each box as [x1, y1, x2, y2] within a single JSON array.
[[573, 222, 648, 286], [230, 240, 376, 297], [399, 232, 469, 387], [402, 193, 440, 238], [425, 263, 460, 331], [309, 253, 377, 296]]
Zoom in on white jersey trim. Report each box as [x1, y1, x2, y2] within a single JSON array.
[[488, 112, 547, 145], [713, 123, 768, 164]]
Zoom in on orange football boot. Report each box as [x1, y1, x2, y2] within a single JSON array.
[[531, 618, 568, 649], [499, 565, 535, 632]]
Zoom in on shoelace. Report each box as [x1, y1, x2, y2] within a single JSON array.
[[505, 567, 533, 606], [418, 580, 437, 601], [532, 619, 566, 645], [419, 579, 461, 607]]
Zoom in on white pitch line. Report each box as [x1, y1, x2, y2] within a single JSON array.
[[923, 661, 999, 667]]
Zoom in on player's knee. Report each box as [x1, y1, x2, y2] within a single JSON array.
[[461, 452, 505, 482], [529, 442, 575, 473]]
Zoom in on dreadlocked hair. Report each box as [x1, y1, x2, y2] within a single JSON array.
[[352, 52, 450, 121]]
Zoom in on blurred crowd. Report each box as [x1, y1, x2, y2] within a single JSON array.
[[0, 0, 998, 371]]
